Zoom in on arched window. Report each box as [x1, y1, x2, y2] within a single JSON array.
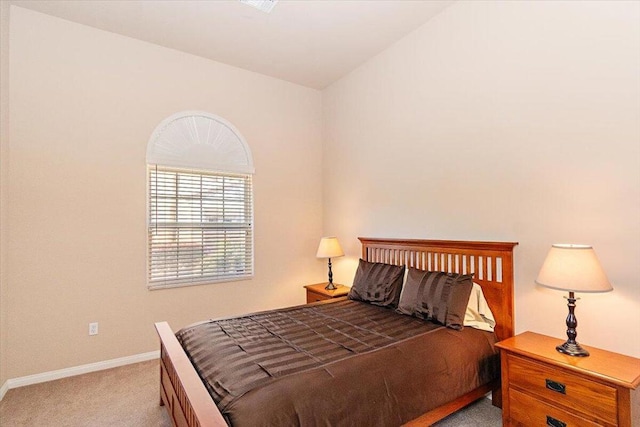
[[146, 111, 254, 289]]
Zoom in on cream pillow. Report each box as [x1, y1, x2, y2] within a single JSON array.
[[464, 282, 496, 332]]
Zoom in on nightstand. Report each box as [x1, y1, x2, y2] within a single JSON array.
[[304, 283, 349, 304], [496, 331, 640, 427]]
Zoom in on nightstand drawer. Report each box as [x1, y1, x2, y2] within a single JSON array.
[[507, 354, 617, 424], [304, 283, 349, 304], [307, 292, 328, 303], [509, 388, 603, 427]]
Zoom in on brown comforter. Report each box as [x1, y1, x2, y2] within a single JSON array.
[[176, 298, 498, 426]]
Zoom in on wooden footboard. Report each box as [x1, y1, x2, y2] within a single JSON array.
[[156, 321, 227, 427], [156, 238, 517, 427]]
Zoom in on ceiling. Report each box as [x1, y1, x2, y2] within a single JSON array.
[[10, 0, 454, 89]]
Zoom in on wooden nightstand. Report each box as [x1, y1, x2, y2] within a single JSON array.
[[304, 283, 350, 304], [496, 331, 640, 427]]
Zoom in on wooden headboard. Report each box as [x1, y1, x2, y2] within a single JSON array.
[[359, 237, 518, 342]]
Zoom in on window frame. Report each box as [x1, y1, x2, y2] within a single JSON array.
[[146, 111, 255, 290]]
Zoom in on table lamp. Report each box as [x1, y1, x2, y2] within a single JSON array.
[[316, 237, 344, 290], [535, 244, 612, 357]]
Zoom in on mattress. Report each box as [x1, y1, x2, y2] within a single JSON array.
[[176, 298, 499, 426]]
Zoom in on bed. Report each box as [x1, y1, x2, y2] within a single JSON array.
[[155, 237, 518, 427]]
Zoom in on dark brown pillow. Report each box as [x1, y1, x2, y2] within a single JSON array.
[[397, 268, 474, 330], [396, 268, 433, 317], [348, 259, 405, 308]]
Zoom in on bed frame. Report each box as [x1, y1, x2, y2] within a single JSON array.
[[155, 237, 518, 427]]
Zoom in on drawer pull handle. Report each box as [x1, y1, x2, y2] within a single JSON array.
[[545, 379, 566, 394], [546, 415, 566, 427]]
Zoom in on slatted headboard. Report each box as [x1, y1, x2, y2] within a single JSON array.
[[359, 237, 518, 342]]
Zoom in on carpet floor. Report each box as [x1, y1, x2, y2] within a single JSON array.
[[0, 359, 502, 426]]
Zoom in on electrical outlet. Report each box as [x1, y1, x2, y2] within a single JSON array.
[[89, 322, 99, 336]]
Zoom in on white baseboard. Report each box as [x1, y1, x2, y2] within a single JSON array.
[[0, 350, 159, 401], [0, 380, 8, 401]]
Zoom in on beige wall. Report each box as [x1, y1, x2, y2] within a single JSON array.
[[5, 7, 324, 378], [323, 1, 640, 357], [0, 0, 10, 386], [3, 0, 639, 383]]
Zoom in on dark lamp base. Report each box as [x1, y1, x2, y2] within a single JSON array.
[[557, 291, 590, 357], [556, 341, 590, 357], [325, 257, 337, 290]]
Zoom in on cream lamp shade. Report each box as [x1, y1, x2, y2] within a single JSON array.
[[316, 237, 344, 290], [316, 237, 345, 259], [535, 244, 612, 357], [535, 244, 612, 293]]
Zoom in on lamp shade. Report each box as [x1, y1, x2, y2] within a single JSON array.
[[316, 237, 344, 259], [535, 244, 612, 293]]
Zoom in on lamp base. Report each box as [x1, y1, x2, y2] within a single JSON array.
[[556, 341, 590, 357], [325, 282, 337, 290], [557, 291, 590, 357]]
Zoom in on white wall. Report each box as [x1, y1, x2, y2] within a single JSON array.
[[323, 0, 640, 357], [6, 6, 324, 378]]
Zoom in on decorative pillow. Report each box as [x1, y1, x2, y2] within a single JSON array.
[[348, 259, 405, 308], [396, 268, 474, 330], [396, 268, 432, 317]]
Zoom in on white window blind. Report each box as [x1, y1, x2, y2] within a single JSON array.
[[148, 166, 253, 289]]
